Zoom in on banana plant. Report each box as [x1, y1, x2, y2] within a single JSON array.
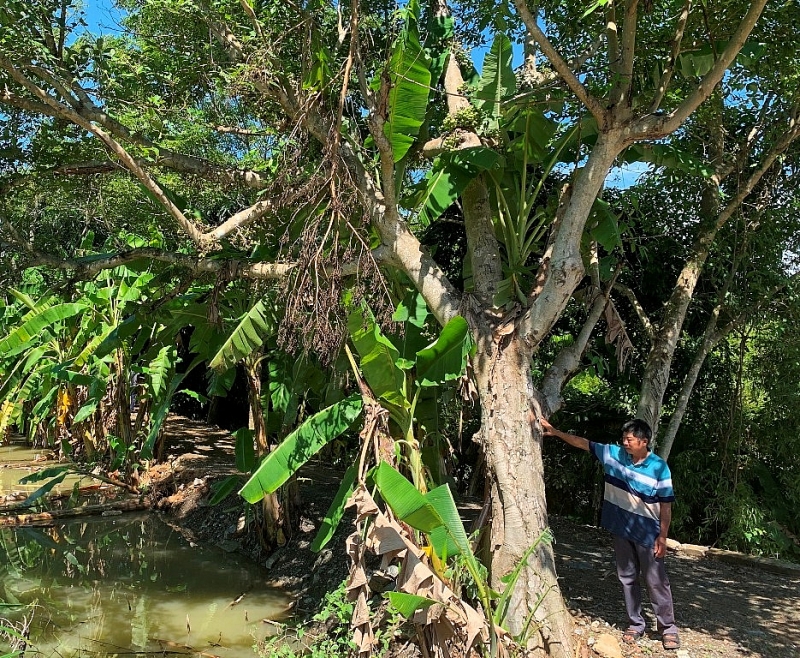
[[347, 299, 473, 491], [369, 460, 554, 655], [0, 257, 187, 477], [239, 299, 474, 553]]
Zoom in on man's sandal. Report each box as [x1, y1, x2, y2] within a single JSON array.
[[661, 633, 681, 650], [622, 629, 644, 645]]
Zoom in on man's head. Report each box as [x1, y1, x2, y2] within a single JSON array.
[[620, 418, 652, 459]]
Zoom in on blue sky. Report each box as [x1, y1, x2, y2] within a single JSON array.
[[82, 0, 124, 35]]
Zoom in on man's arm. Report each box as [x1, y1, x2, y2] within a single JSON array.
[[540, 418, 590, 452], [654, 501, 672, 558]]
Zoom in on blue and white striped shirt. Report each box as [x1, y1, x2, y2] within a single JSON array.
[[589, 442, 675, 548]]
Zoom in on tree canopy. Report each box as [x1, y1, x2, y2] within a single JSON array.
[[2, 0, 800, 656]]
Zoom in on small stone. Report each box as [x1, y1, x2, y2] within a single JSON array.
[[676, 650, 690, 658], [592, 633, 622, 658], [680, 543, 709, 557], [591, 620, 600, 630]]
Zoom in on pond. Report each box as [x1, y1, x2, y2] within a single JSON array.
[[0, 447, 292, 658]]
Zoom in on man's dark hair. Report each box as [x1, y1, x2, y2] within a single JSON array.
[[621, 418, 652, 443]]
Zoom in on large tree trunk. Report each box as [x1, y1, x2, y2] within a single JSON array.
[[636, 99, 725, 435], [473, 328, 574, 658]]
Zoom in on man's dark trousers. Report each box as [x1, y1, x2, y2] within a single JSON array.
[[613, 535, 678, 635]]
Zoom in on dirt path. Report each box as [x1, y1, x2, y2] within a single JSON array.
[[551, 517, 800, 658], [155, 415, 800, 658]]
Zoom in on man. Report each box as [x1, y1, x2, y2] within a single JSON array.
[[540, 417, 680, 651]]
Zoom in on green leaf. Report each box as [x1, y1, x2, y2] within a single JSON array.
[[18, 472, 68, 507], [588, 198, 622, 252], [493, 527, 553, 625], [424, 484, 470, 559], [0, 303, 86, 352], [72, 378, 108, 424], [209, 300, 276, 372], [141, 373, 185, 460], [425, 12, 454, 89], [176, 389, 209, 404], [19, 465, 71, 484], [507, 108, 559, 163], [311, 464, 358, 553], [383, 10, 432, 162], [415, 316, 471, 387], [474, 33, 516, 122], [372, 461, 443, 533], [347, 306, 408, 414], [418, 147, 501, 226], [233, 427, 256, 473], [147, 345, 176, 399], [209, 475, 242, 506], [392, 291, 429, 328], [72, 398, 100, 424], [621, 143, 713, 178], [387, 591, 437, 617], [240, 394, 363, 503]]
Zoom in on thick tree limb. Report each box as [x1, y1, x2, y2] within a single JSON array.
[[439, 53, 503, 307], [512, 0, 609, 126], [521, 132, 623, 344], [610, 0, 639, 110], [0, 499, 147, 527], [22, 247, 298, 280], [649, 0, 693, 113], [635, 0, 769, 138]]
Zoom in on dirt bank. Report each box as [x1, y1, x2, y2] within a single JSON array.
[[152, 415, 800, 658]]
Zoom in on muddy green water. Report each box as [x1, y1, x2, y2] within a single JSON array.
[[0, 443, 99, 497], [0, 448, 293, 658]]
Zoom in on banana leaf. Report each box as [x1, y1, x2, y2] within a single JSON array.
[[209, 300, 276, 372], [383, 4, 432, 162], [0, 303, 86, 352], [415, 315, 472, 387], [372, 461, 443, 533], [240, 394, 363, 503], [311, 464, 358, 553]]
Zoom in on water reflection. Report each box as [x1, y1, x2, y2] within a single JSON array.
[[0, 514, 292, 658], [0, 443, 97, 499]]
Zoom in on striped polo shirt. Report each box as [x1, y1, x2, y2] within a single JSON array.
[[589, 441, 675, 548]]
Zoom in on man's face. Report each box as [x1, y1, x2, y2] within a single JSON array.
[[621, 432, 649, 458]]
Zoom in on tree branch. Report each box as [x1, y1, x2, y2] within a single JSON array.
[[512, 0, 609, 126], [202, 5, 462, 324], [613, 282, 654, 340], [635, 0, 769, 138], [610, 0, 639, 110], [21, 248, 297, 280], [540, 244, 616, 414], [649, 0, 693, 113], [0, 70, 273, 192]]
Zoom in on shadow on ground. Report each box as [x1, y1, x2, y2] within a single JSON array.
[[551, 517, 800, 658]]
